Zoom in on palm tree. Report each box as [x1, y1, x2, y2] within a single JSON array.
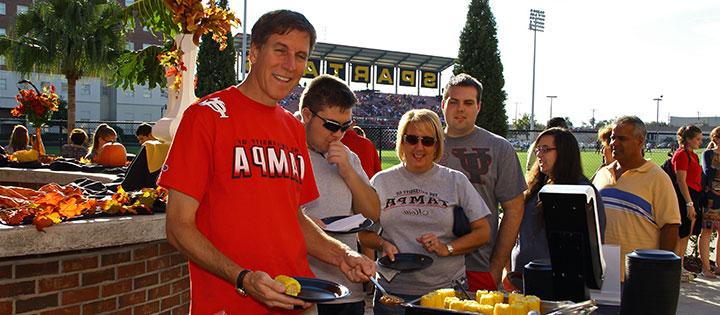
[[0, 0, 127, 132]]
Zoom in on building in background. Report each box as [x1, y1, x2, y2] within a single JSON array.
[[0, 0, 167, 128]]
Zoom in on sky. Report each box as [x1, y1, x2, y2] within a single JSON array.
[[228, 0, 720, 127]]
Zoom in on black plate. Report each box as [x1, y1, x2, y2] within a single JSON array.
[[291, 277, 350, 302], [321, 215, 373, 234], [378, 253, 434, 272]]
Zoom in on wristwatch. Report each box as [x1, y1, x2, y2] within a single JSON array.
[[235, 269, 252, 296], [686, 201, 694, 207], [446, 243, 454, 256]]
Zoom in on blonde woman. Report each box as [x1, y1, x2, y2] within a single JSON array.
[[701, 126, 720, 276], [359, 109, 491, 315]]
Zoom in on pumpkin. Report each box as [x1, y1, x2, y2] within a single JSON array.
[[95, 142, 127, 167], [12, 149, 40, 163]]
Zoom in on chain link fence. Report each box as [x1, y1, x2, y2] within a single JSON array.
[[358, 125, 702, 178], [0, 118, 147, 152], [2, 118, 707, 177]]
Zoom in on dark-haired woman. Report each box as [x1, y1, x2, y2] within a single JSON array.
[[510, 127, 606, 289], [672, 125, 704, 279], [702, 126, 720, 276]]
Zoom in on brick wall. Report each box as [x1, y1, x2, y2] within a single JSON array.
[[0, 240, 189, 314]]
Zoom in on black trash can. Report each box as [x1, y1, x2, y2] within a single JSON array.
[[620, 249, 680, 315], [524, 259, 554, 300]]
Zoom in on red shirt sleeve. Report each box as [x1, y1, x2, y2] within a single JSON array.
[[672, 149, 690, 172], [293, 117, 319, 205], [157, 106, 213, 202]]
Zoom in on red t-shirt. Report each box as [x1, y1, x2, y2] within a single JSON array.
[[158, 87, 319, 314], [672, 149, 702, 192], [341, 129, 382, 179]]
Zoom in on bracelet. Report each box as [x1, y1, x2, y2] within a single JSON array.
[[378, 239, 386, 248], [686, 201, 694, 207]]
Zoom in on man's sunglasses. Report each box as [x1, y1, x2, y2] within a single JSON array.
[[403, 134, 436, 147], [309, 109, 353, 133]]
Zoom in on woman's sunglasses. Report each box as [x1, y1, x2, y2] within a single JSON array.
[[403, 134, 436, 147], [309, 109, 353, 133]]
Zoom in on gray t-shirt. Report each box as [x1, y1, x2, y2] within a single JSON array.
[[439, 127, 527, 272], [302, 148, 368, 303], [370, 164, 490, 295]]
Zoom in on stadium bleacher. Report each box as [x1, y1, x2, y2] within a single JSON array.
[[280, 85, 442, 125]]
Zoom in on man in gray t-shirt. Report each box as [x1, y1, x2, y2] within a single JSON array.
[[299, 75, 380, 315], [438, 74, 527, 291]]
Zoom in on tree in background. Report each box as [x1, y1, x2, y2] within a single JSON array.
[[195, 0, 237, 98], [513, 113, 541, 130], [454, 0, 509, 137], [0, 0, 126, 132]]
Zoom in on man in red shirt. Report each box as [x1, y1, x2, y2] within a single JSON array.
[[159, 10, 375, 314], [341, 128, 381, 179]]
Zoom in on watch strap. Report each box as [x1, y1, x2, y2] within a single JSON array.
[[235, 269, 252, 295]]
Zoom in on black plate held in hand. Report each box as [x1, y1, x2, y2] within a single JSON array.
[[292, 277, 350, 302], [378, 253, 434, 272], [320, 215, 374, 234]]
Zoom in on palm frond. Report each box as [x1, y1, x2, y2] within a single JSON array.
[[112, 44, 169, 91], [124, 0, 179, 40]]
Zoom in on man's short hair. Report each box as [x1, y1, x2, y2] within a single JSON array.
[[135, 123, 153, 137], [299, 75, 357, 113], [546, 117, 568, 129], [442, 73, 483, 104], [614, 116, 646, 143], [251, 10, 317, 51]]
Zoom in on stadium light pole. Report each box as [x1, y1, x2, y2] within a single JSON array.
[[529, 9, 545, 130], [546, 95, 557, 119], [653, 95, 663, 123]]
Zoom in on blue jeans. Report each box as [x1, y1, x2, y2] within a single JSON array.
[[372, 291, 421, 315]]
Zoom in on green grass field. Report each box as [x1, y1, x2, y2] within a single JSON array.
[[379, 149, 681, 178]]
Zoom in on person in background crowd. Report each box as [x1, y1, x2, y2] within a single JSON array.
[[526, 117, 569, 171], [157, 10, 374, 314], [672, 125, 704, 280], [135, 123, 156, 144], [702, 126, 720, 276], [591, 125, 614, 181], [510, 127, 606, 290], [86, 124, 117, 161], [438, 73, 526, 291], [592, 116, 680, 282], [360, 109, 491, 315], [60, 128, 89, 160], [351, 125, 366, 138], [342, 125, 382, 179], [4, 125, 30, 154], [299, 74, 380, 315]]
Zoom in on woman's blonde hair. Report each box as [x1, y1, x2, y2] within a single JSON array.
[[597, 125, 612, 147], [708, 126, 720, 150], [395, 109, 444, 163]]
